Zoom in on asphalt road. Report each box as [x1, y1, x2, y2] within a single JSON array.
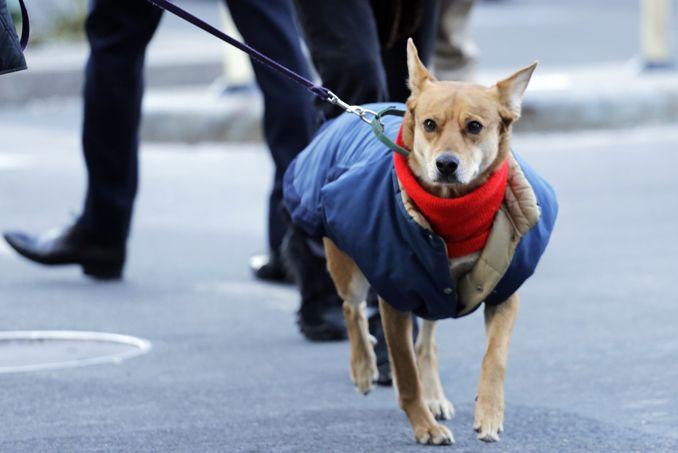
[[2, 115, 678, 452]]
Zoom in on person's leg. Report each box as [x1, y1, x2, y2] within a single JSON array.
[[288, 0, 386, 340], [80, 0, 163, 245], [368, 0, 439, 384], [226, 0, 317, 279], [226, 0, 344, 339], [293, 0, 387, 119], [381, 0, 440, 102], [3, 0, 161, 279]]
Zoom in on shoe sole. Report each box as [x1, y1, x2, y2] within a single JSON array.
[[82, 262, 123, 280]]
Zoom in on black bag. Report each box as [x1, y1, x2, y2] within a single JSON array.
[[0, 0, 28, 75]]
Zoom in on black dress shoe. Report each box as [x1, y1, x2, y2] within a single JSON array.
[[249, 249, 292, 283], [282, 225, 347, 342], [3, 222, 125, 280], [297, 293, 347, 342]]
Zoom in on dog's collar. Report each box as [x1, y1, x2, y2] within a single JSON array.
[[371, 107, 410, 157]]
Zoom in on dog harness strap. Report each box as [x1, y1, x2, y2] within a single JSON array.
[[371, 107, 410, 157]]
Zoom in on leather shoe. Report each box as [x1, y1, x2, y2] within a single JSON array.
[[249, 249, 292, 283], [3, 222, 125, 280], [297, 293, 347, 342]]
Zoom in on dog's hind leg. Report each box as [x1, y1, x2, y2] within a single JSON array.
[[323, 238, 376, 395], [379, 298, 454, 445], [416, 320, 454, 420], [474, 292, 519, 442]]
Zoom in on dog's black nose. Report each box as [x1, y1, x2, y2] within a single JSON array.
[[435, 153, 459, 177]]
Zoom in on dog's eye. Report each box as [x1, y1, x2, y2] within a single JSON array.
[[466, 120, 483, 135], [423, 119, 437, 133]]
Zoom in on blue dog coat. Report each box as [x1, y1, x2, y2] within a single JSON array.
[[284, 103, 558, 320]]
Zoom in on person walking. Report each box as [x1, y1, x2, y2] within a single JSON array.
[[287, 0, 439, 384], [2, 0, 351, 342]]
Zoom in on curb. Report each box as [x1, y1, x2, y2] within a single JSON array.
[[0, 38, 223, 105], [142, 87, 262, 143], [512, 65, 678, 132], [140, 65, 678, 143]]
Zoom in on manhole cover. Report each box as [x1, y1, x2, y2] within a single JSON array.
[[0, 331, 151, 374]]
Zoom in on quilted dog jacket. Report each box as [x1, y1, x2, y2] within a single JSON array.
[[283, 103, 558, 320]]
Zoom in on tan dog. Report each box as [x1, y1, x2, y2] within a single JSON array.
[[323, 39, 538, 445]]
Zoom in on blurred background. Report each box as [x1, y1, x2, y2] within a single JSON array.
[[1, 0, 677, 451], [2, 0, 677, 137]]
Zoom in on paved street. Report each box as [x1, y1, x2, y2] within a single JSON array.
[[2, 0, 678, 450], [2, 103, 678, 451]]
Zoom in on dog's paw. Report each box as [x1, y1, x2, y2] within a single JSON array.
[[350, 355, 378, 395], [473, 397, 504, 442], [425, 397, 454, 421], [413, 422, 455, 445]]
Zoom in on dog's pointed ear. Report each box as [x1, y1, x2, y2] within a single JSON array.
[[407, 38, 434, 95], [495, 61, 538, 122]]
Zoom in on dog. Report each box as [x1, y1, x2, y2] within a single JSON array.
[[283, 39, 557, 445]]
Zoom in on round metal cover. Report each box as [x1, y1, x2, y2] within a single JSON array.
[[0, 331, 151, 374]]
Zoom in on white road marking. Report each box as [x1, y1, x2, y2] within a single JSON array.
[[0, 331, 151, 374]]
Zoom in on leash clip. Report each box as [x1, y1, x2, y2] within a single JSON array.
[[326, 91, 410, 157], [326, 91, 378, 125]]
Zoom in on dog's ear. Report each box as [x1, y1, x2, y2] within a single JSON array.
[[494, 61, 538, 122], [407, 38, 434, 95]]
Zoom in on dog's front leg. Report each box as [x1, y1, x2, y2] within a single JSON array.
[[416, 320, 454, 420], [323, 239, 376, 394], [379, 298, 454, 445], [474, 292, 519, 442]]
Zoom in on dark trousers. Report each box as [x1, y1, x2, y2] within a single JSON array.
[[80, 0, 317, 249], [290, 0, 436, 349], [293, 0, 438, 119]]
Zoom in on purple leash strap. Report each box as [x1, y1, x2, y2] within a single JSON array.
[[18, 0, 29, 50]]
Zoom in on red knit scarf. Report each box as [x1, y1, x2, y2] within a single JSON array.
[[393, 125, 508, 258]]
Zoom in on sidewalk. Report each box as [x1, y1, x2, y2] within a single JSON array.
[[3, 41, 677, 141], [2, 33, 677, 141], [0, 35, 223, 104], [3, 0, 678, 142], [140, 62, 678, 142]]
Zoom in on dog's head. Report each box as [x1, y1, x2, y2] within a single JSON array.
[[402, 39, 537, 196]]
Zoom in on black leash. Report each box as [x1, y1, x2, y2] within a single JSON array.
[[146, 0, 409, 156]]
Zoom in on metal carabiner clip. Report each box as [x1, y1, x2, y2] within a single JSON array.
[[325, 91, 378, 125]]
